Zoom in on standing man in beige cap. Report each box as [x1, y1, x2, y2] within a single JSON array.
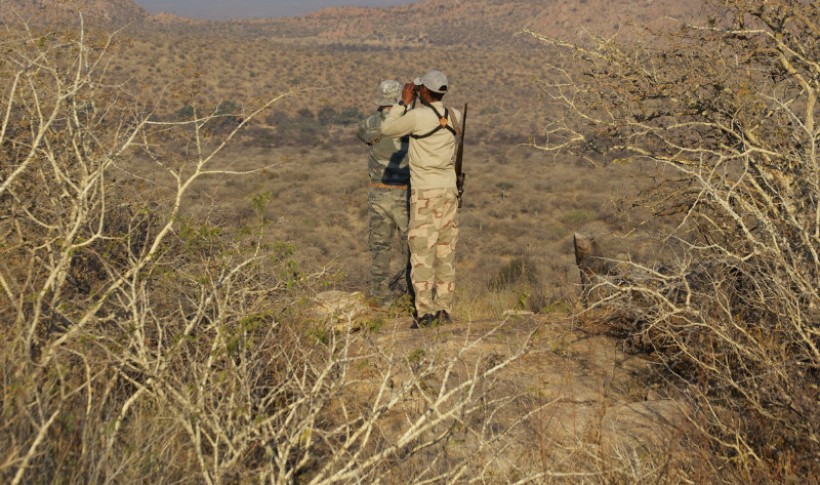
[[380, 71, 462, 328], [357, 80, 413, 309]]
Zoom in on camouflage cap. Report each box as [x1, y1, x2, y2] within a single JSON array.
[[413, 70, 448, 94], [376, 80, 402, 106]]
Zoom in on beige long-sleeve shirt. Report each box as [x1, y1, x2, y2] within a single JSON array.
[[381, 101, 461, 190]]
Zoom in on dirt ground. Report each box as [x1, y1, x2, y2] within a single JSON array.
[[312, 291, 692, 480]]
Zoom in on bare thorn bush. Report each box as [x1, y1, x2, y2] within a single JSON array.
[[0, 23, 543, 484], [528, 0, 819, 481]]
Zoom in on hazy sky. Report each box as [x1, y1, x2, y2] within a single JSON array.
[[135, 1, 414, 20]]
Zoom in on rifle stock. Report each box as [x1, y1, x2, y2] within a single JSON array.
[[454, 103, 467, 208]]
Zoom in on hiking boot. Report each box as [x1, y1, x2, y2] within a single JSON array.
[[434, 310, 451, 324], [411, 313, 435, 329]]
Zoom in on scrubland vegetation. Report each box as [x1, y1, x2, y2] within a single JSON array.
[[528, 0, 820, 480], [1, 0, 817, 483], [0, 23, 548, 484]]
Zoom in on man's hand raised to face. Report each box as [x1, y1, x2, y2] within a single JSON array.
[[402, 82, 416, 106]]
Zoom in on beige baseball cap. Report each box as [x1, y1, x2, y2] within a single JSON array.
[[413, 70, 449, 94]]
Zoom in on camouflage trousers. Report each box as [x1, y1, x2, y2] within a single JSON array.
[[368, 187, 411, 305], [408, 187, 459, 316]]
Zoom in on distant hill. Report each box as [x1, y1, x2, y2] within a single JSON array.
[[1, 0, 147, 26], [2, 0, 708, 46], [199, 0, 708, 47]]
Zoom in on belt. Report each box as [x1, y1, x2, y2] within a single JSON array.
[[370, 183, 408, 190]]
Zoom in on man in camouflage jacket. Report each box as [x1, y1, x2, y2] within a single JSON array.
[[356, 80, 412, 308]]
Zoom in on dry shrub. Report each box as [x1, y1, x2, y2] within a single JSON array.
[[0, 23, 542, 484], [529, 0, 820, 481], [489, 256, 541, 291]]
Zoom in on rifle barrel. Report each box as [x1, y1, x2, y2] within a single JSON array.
[[455, 103, 467, 208], [455, 103, 467, 176]]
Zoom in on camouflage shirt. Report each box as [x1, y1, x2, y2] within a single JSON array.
[[357, 109, 410, 186]]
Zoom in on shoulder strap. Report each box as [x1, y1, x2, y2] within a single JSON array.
[[411, 101, 457, 139]]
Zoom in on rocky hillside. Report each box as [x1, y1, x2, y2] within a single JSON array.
[[0, 0, 147, 26]]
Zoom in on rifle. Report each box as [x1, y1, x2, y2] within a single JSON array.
[[454, 103, 467, 208]]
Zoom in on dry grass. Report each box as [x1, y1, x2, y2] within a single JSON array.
[[52, 6, 670, 326], [165, 132, 659, 322]]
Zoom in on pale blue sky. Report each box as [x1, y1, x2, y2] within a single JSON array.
[[135, 1, 413, 19]]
